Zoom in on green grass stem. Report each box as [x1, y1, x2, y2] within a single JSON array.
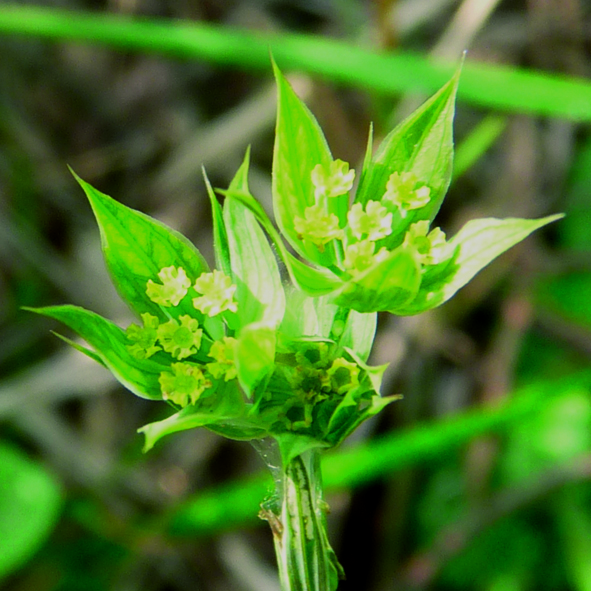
[[2, 5, 591, 121]]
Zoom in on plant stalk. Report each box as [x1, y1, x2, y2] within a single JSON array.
[[261, 450, 343, 590]]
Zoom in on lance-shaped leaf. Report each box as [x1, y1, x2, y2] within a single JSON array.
[[72, 171, 209, 320], [272, 61, 341, 268], [390, 214, 564, 315], [235, 323, 277, 399], [355, 68, 460, 243], [223, 150, 285, 328], [28, 305, 167, 400], [334, 247, 421, 313]]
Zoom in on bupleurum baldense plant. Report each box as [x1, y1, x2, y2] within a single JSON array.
[[28, 63, 561, 590]]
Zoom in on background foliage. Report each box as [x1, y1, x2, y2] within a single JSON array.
[[1, 1, 591, 590]]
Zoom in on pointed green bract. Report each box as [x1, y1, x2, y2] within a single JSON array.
[[391, 215, 563, 315], [72, 171, 209, 320], [272, 61, 339, 267], [223, 150, 285, 328], [204, 170, 232, 278], [29, 305, 167, 400], [334, 247, 422, 313], [355, 68, 460, 242]]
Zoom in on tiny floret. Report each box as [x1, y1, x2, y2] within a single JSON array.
[[157, 315, 203, 360], [206, 337, 237, 381], [193, 270, 238, 316], [383, 172, 431, 218], [327, 358, 360, 395], [343, 239, 388, 274], [348, 201, 393, 241], [126, 313, 161, 359], [294, 204, 344, 247], [404, 220, 449, 266], [146, 266, 191, 307], [159, 362, 210, 407], [311, 159, 355, 200]]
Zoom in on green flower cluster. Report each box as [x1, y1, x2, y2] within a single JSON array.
[[294, 161, 451, 278], [125, 267, 238, 406]]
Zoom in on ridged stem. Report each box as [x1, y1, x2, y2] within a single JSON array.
[[262, 450, 343, 590]]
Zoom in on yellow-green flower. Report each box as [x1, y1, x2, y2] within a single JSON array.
[[327, 358, 360, 395], [157, 315, 203, 359], [311, 159, 355, 200], [126, 313, 161, 359], [347, 201, 393, 241], [294, 204, 343, 248], [146, 266, 191, 307], [403, 220, 449, 266], [206, 337, 237, 381], [383, 172, 430, 218], [343, 240, 388, 274], [193, 270, 238, 317], [159, 362, 209, 406]]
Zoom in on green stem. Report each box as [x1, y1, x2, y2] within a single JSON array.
[[262, 450, 343, 590]]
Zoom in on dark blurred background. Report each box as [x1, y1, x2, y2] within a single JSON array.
[[2, 1, 591, 590]]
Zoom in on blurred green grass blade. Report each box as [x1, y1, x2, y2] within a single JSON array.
[[0, 442, 63, 581], [2, 6, 591, 121], [453, 114, 508, 179], [167, 369, 591, 537]]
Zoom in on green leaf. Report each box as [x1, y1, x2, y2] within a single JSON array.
[[272, 61, 339, 267], [72, 170, 209, 319], [223, 150, 285, 328], [0, 442, 62, 581], [203, 169, 232, 278], [334, 247, 421, 313], [28, 305, 167, 400], [235, 323, 277, 398], [391, 215, 563, 315], [355, 68, 460, 240]]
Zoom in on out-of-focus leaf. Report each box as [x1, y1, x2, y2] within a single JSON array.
[[537, 272, 591, 331], [72, 171, 209, 320], [453, 114, 507, 180], [555, 487, 591, 591], [0, 442, 62, 581], [27, 305, 167, 400], [223, 150, 285, 328]]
